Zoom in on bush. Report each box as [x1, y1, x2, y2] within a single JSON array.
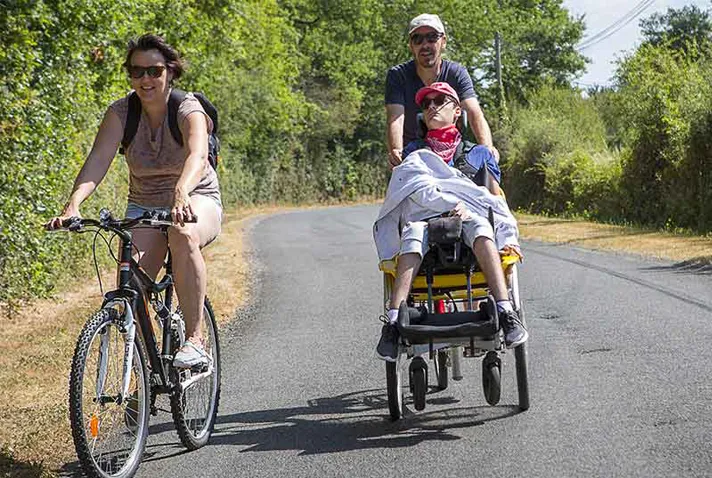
[[614, 43, 712, 230], [502, 85, 613, 214]]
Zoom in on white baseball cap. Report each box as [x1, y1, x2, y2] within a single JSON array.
[[407, 14, 446, 36]]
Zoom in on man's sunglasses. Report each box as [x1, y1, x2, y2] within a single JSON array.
[[410, 32, 443, 46], [421, 95, 452, 109], [127, 65, 166, 79]]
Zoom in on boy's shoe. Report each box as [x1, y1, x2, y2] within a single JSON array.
[[173, 340, 209, 369], [499, 309, 529, 348], [376, 322, 399, 362]]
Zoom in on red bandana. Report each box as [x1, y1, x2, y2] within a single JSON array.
[[425, 125, 461, 163]]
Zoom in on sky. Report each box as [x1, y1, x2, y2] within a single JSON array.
[[562, 0, 711, 86]]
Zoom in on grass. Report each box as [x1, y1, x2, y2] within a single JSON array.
[[517, 213, 712, 264], [2, 205, 711, 477]]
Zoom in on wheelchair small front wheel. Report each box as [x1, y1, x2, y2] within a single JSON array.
[[482, 351, 501, 406], [410, 357, 428, 411], [434, 349, 448, 391]]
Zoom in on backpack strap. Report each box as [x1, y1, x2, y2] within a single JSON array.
[[119, 92, 142, 155], [167, 88, 187, 147], [452, 140, 476, 169], [454, 140, 474, 165], [119, 89, 191, 154], [193, 93, 219, 135]]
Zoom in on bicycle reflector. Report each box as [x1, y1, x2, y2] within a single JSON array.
[[90, 415, 99, 438]]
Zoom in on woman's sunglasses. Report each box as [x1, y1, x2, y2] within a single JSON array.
[[410, 32, 443, 46], [127, 65, 166, 79], [421, 95, 452, 109]]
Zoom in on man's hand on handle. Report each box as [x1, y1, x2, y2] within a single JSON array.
[[485, 145, 500, 163], [388, 149, 403, 169]]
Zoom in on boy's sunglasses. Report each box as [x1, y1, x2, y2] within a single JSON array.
[[127, 65, 166, 79], [410, 32, 443, 46], [420, 95, 452, 109]]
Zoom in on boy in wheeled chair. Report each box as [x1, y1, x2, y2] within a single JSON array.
[[374, 82, 528, 362]]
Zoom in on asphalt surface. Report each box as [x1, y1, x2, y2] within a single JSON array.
[[64, 204, 712, 477]]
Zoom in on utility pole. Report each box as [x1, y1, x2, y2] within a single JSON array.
[[495, 31, 504, 110], [495, 0, 508, 121]]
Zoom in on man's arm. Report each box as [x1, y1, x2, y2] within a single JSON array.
[[386, 103, 405, 169], [461, 97, 499, 163]]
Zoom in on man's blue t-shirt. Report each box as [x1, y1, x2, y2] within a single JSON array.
[[385, 59, 476, 146]]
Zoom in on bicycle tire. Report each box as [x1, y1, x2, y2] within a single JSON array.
[[170, 298, 221, 450], [69, 307, 150, 478]]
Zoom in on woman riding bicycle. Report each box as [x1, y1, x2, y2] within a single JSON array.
[[46, 33, 222, 369]]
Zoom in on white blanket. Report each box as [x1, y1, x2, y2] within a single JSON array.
[[373, 149, 519, 261]]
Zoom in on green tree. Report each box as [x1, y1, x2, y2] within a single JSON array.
[[640, 5, 712, 54]]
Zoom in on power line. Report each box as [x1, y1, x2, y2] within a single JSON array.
[[576, 0, 655, 51], [577, 0, 654, 49], [578, 0, 652, 47]]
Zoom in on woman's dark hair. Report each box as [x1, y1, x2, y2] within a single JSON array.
[[123, 33, 185, 80]]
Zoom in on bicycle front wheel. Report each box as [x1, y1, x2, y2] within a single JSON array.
[[171, 298, 221, 450], [69, 307, 150, 478]]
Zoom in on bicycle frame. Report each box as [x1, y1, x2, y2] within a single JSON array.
[[93, 223, 179, 403]]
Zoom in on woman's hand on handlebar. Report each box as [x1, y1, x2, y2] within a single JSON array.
[[171, 188, 196, 226], [44, 203, 81, 230]]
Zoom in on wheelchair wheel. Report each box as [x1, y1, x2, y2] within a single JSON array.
[[434, 349, 448, 391], [509, 265, 530, 411], [386, 360, 403, 420], [409, 357, 428, 411], [514, 305, 530, 411], [482, 351, 501, 406]]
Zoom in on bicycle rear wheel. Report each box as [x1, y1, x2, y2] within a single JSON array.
[[171, 298, 221, 449], [69, 308, 149, 478]]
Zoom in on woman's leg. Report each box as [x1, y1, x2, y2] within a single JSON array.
[[168, 195, 222, 345], [130, 228, 169, 279]]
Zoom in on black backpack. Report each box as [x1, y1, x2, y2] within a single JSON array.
[[451, 140, 491, 188], [119, 88, 220, 170]]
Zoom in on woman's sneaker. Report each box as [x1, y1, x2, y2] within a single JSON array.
[[499, 309, 528, 348], [173, 340, 209, 369]]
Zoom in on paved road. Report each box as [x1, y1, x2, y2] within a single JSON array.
[[94, 204, 712, 477]]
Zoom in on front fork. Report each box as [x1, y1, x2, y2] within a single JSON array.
[[96, 300, 136, 403]]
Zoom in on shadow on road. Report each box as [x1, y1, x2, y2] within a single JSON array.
[[58, 388, 521, 474], [641, 257, 712, 275], [206, 387, 520, 455]]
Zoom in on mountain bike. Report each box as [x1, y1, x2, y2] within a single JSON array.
[[54, 209, 221, 478]]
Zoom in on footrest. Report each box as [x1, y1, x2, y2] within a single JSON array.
[[396, 300, 499, 341]]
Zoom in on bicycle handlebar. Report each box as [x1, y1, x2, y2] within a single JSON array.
[[51, 209, 197, 239]]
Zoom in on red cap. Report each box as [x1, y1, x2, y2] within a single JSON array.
[[415, 82, 460, 106]]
